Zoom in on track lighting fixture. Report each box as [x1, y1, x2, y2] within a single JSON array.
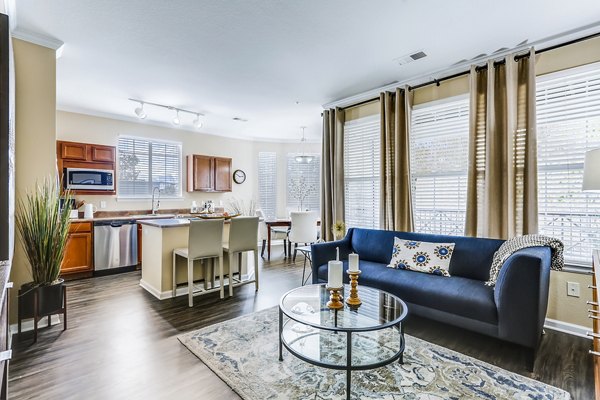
[[172, 109, 181, 126], [128, 98, 205, 129], [134, 102, 147, 119], [193, 114, 203, 129]]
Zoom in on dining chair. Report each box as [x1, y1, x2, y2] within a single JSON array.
[[223, 216, 259, 297], [172, 218, 224, 307], [288, 211, 319, 262], [256, 209, 287, 258]]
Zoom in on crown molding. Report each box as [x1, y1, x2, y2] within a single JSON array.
[[12, 27, 64, 55], [323, 21, 600, 109]]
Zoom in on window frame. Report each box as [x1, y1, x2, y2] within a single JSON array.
[[116, 135, 183, 199], [286, 153, 321, 214], [536, 61, 600, 269]]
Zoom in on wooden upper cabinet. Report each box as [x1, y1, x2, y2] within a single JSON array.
[[91, 145, 115, 163], [187, 155, 232, 192], [60, 142, 87, 161], [214, 157, 232, 192]]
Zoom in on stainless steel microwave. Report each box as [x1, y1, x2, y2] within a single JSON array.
[[64, 168, 114, 191]]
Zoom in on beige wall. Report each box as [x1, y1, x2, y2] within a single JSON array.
[[11, 38, 57, 322], [57, 111, 255, 212], [57, 111, 320, 218]]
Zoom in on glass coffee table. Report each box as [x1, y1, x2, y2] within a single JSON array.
[[278, 284, 407, 400]]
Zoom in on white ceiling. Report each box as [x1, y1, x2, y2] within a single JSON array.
[[12, 0, 600, 141]]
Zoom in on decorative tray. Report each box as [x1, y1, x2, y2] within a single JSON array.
[[196, 213, 240, 220]]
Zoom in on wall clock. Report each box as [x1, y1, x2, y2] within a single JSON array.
[[233, 169, 246, 184]]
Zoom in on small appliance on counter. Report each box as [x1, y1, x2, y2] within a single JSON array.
[[84, 203, 96, 219]]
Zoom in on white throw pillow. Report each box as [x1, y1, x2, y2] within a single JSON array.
[[387, 237, 455, 277]]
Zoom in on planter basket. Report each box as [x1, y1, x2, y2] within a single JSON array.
[[18, 279, 67, 342]]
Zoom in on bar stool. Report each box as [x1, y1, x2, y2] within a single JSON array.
[[173, 218, 224, 307], [223, 216, 259, 297]]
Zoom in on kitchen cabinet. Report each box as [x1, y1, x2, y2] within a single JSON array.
[[61, 221, 93, 278], [186, 155, 232, 192], [57, 140, 117, 196]]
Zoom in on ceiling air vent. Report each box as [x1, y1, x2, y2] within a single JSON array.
[[394, 50, 427, 66]]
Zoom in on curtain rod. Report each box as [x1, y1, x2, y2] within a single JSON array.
[[337, 30, 600, 109]]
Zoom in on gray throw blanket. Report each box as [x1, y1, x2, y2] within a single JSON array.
[[486, 234, 564, 287]]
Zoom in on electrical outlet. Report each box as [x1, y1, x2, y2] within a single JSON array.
[[567, 281, 580, 297], [100, 201, 107, 209]]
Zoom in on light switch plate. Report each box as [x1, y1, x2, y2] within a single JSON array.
[[567, 281, 580, 297], [100, 201, 107, 209]]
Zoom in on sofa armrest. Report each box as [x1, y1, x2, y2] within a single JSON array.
[[493, 246, 551, 349], [310, 233, 353, 284]]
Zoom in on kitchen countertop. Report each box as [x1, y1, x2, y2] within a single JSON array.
[[70, 214, 177, 223], [138, 218, 192, 228]]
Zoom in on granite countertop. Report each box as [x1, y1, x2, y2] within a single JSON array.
[[70, 214, 177, 223]]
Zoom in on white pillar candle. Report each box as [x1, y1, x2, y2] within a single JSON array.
[[328, 260, 343, 288], [349, 253, 359, 272]]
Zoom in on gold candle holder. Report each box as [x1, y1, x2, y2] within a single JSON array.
[[346, 270, 362, 307], [326, 286, 344, 309]]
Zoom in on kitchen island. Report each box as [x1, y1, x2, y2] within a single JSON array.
[[138, 218, 250, 300]]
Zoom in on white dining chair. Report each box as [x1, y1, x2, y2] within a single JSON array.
[[223, 216, 259, 297], [256, 209, 288, 258], [288, 211, 319, 262], [173, 218, 224, 306]]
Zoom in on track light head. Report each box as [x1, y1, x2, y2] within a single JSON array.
[[193, 114, 203, 129], [172, 110, 180, 126], [134, 103, 147, 119]]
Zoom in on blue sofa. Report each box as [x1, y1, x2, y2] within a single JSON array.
[[311, 228, 552, 368]]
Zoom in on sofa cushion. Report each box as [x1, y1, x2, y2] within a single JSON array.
[[387, 237, 454, 276], [317, 260, 498, 324], [350, 228, 504, 281]]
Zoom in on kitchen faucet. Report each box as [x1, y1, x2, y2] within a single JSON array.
[[151, 187, 161, 215]]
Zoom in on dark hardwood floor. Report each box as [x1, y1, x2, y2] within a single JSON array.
[[8, 253, 593, 399]]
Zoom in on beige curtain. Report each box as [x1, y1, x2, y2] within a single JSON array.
[[465, 49, 538, 239], [321, 108, 345, 241], [380, 87, 414, 232]]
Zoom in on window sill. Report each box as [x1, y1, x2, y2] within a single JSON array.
[[560, 264, 593, 275]]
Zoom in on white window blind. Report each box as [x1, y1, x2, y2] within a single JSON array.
[[537, 63, 600, 266], [118, 137, 182, 198], [410, 96, 469, 236], [258, 152, 277, 219], [344, 114, 380, 229], [287, 154, 320, 213]]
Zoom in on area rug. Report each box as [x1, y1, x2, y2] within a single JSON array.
[[178, 307, 570, 399]]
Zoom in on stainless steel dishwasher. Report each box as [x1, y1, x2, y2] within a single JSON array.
[[94, 219, 138, 272]]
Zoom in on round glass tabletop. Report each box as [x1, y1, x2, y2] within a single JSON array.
[[279, 283, 407, 332]]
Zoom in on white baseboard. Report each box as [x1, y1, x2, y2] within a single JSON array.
[[544, 318, 590, 339], [9, 315, 62, 335]]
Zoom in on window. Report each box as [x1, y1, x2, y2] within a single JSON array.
[[258, 152, 277, 219], [410, 96, 469, 235], [287, 154, 320, 213], [117, 137, 182, 198], [344, 114, 380, 229], [536, 63, 600, 266]]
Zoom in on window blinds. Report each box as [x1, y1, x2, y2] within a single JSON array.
[[536, 63, 600, 266], [118, 137, 182, 198], [410, 96, 470, 236], [286, 154, 321, 213], [344, 114, 381, 229], [258, 152, 278, 219]]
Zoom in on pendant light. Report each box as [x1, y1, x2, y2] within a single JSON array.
[[295, 127, 313, 164]]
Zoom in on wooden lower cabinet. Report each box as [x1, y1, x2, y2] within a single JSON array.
[[61, 222, 93, 277]]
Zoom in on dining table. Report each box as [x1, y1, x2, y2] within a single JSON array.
[[264, 219, 320, 261]]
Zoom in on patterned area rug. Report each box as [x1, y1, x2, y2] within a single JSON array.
[[178, 307, 570, 399]]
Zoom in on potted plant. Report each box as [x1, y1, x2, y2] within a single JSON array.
[[15, 179, 71, 338]]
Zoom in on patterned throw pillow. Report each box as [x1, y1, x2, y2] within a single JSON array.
[[387, 237, 455, 277]]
